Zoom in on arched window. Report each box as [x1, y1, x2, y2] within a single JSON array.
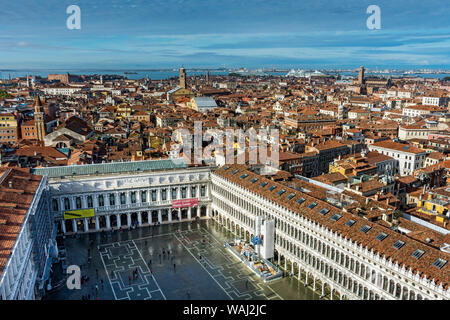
[[64, 198, 70, 210], [109, 193, 115, 206], [52, 199, 59, 211], [98, 195, 104, 207], [75, 197, 82, 209], [87, 196, 93, 208]]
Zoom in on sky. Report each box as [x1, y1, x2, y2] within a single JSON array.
[[0, 0, 449, 70]]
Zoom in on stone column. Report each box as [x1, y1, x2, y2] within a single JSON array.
[[61, 220, 66, 234], [168, 210, 172, 222], [116, 214, 121, 228], [127, 213, 131, 227], [148, 212, 152, 224], [322, 282, 325, 297], [84, 218, 89, 232], [158, 210, 162, 223], [106, 215, 111, 229], [136, 190, 141, 203], [138, 212, 142, 226], [72, 219, 77, 233], [298, 266, 302, 280], [95, 216, 100, 230], [178, 208, 181, 221], [313, 276, 316, 291], [188, 207, 192, 220]]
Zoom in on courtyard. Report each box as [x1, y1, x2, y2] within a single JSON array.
[[44, 219, 320, 300]]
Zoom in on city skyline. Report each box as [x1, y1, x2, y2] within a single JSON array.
[[0, 0, 449, 69]]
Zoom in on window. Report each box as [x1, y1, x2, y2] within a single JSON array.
[[171, 188, 177, 200], [392, 240, 405, 250], [319, 208, 329, 215], [151, 190, 157, 201], [98, 195, 104, 207], [432, 258, 447, 269], [240, 173, 248, 179], [269, 185, 276, 191], [87, 196, 93, 208], [345, 219, 355, 227], [360, 225, 371, 233], [131, 192, 136, 203], [297, 198, 306, 205], [141, 191, 147, 202], [287, 193, 295, 200], [181, 187, 187, 199], [260, 182, 268, 187], [376, 232, 388, 241], [52, 199, 59, 211], [200, 185, 206, 197], [307, 202, 317, 209], [76, 197, 82, 209], [109, 194, 115, 206], [411, 249, 425, 260], [191, 186, 196, 198], [250, 178, 258, 183], [161, 189, 167, 201], [330, 213, 342, 222], [277, 189, 286, 196], [231, 169, 239, 175], [120, 193, 126, 205]]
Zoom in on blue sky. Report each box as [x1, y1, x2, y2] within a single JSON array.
[[0, 0, 449, 69]]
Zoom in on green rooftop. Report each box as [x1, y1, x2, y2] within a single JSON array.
[[31, 159, 187, 178]]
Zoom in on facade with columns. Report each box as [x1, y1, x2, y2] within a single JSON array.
[[210, 165, 449, 300], [33, 160, 212, 235]]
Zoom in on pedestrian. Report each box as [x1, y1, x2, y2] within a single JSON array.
[[145, 240, 147, 246], [186, 291, 190, 300], [95, 284, 99, 295], [101, 279, 104, 290], [245, 278, 249, 289], [128, 275, 131, 285], [150, 269, 153, 278], [173, 263, 176, 272]]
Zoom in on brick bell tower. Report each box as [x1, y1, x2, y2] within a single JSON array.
[[34, 96, 46, 144]]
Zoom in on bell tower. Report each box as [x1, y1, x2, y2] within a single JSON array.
[[179, 67, 186, 89], [34, 96, 46, 144]]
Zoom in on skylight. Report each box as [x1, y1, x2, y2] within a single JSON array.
[[240, 173, 248, 179], [432, 258, 447, 269], [318, 208, 329, 215], [360, 225, 372, 233], [297, 198, 306, 205], [269, 185, 276, 191], [393, 240, 405, 250], [250, 178, 258, 183], [411, 249, 425, 260], [287, 193, 295, 200], [345, 219, 356, 227], [277, 189, 286, 196], [376, 232, 388, 241], [330, 213, 342, 222], [260, 182, 268, 187], [307, 202, 317, 209], [231, 169, 239, 175]]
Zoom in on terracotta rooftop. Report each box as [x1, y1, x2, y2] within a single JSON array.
[[0, 168, 43, 277]]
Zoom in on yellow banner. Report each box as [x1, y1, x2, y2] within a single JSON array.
[[64, 208, 95, 220]]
